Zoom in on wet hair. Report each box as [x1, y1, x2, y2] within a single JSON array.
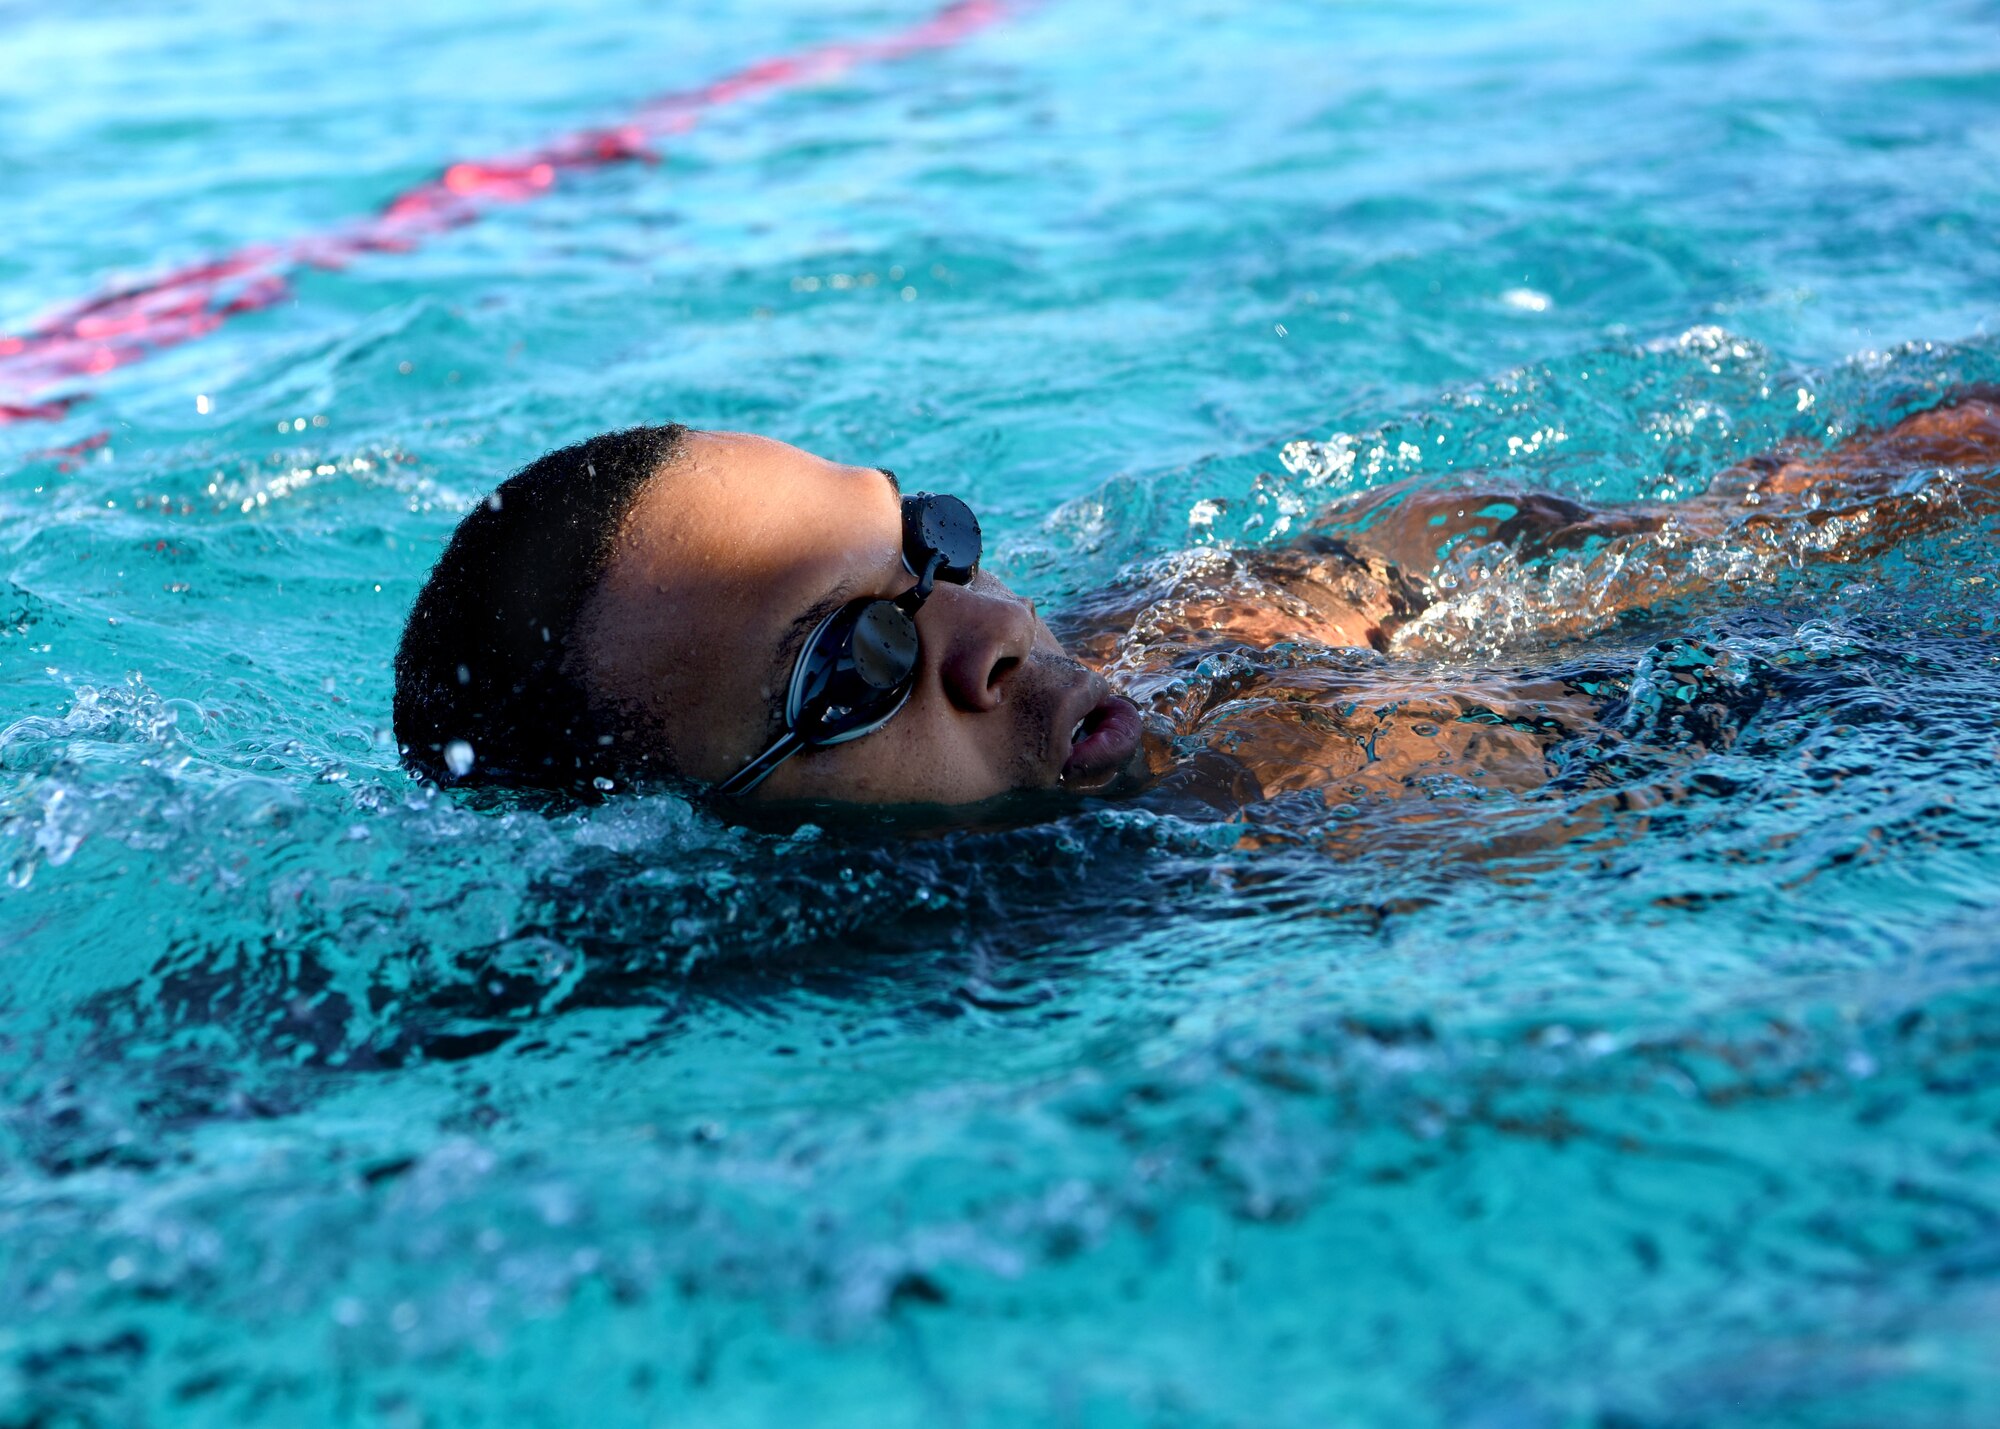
[[393, 424, 688, 792]]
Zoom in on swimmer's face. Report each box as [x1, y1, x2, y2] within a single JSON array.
[[575, 431, 1142, 806]]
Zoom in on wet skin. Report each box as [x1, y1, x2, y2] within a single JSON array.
[[573, 431, 1143, 807], [1064, 394, 2000, 811], [573, 399, 2000, 813]]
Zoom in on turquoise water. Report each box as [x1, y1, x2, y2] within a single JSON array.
[[5, 0, 2000, 1422]]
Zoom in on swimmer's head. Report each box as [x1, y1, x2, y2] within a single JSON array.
[[393, 427, 1143, 807], [393, 424, 689, 791]]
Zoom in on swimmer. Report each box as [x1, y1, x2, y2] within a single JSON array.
[[393, 392, 2000, 816]]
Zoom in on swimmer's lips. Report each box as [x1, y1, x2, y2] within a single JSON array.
[[1059, 690, 1143, 787]]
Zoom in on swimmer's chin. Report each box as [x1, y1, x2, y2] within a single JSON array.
[[722, 750, 1155, 836]]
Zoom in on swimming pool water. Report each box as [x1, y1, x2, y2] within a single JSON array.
[[4, 0, 1999, 1423]]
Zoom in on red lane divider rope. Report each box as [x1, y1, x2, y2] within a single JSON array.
[[0, 0, 1011, 427]]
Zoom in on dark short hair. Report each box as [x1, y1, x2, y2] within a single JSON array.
[[393, 424, 688, 791]]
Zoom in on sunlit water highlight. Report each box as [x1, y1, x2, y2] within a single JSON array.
[[4, 0, 1999, 1424]]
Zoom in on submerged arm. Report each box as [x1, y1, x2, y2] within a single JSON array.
[[1311, 391, 2000, 644]]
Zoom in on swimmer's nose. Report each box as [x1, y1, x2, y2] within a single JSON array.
[[931, 583, 1035, 713]]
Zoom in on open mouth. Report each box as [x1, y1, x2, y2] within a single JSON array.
[[1060, 691, 1144, 786]]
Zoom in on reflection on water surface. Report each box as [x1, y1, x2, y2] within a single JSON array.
[[5, 0, 2000, 1422]]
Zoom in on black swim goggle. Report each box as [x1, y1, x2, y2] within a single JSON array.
[[713, 491, 982, 797]]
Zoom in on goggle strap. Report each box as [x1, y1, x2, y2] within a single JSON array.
[[713, 728, 806, 797]]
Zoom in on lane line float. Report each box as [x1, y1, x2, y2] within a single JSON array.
[[0, 0, 1012, 427]]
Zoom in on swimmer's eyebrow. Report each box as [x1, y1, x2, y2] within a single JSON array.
[[875, 467, 900, 494]]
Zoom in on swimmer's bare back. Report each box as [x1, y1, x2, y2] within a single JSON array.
[[1064, 391, 2000, 811]]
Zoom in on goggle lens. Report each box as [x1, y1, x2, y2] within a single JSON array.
[[903, 492, 981, 583], [849, 601, 920, 689]]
